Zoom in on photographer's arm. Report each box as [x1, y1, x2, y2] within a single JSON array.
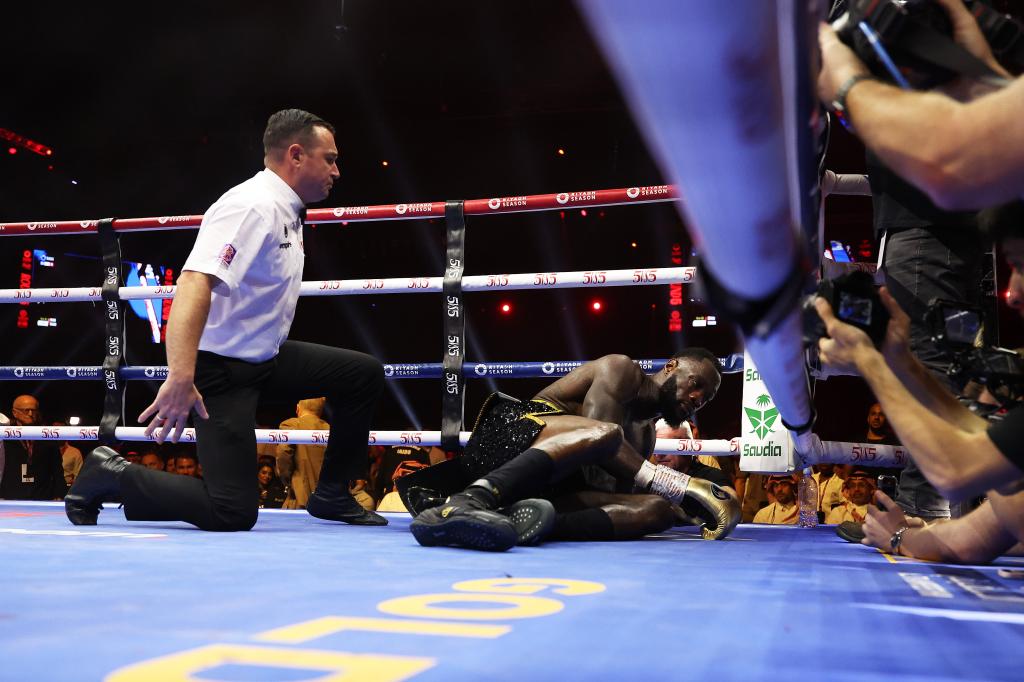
[[858, 352, 1020, 500], [876, 288, 989, 434], [863, 492, 1017, 563], [816, 297, 1023, 501], [845, 75, 1024, 211], [818, 3, 1023, 211]]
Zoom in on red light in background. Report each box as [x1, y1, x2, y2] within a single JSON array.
[[7, 147, 16, 155], [591, 300, 603, 312], [500, 303, 512, 314], [580, 209, 587, 217]]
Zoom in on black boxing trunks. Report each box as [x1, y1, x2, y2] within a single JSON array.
[[396, 392, 566, 515], [461, 392, 565, 478]]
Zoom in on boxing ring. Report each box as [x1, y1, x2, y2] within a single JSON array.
[[0, 184, 1016, 680]]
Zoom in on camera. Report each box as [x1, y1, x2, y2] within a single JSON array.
[[830, 0, 1019, 90], [925, 298, 1024, 406], [803, 270, 890, 349]]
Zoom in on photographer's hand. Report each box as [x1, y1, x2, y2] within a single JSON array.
[[817, 22, 871, 104], [878, 287, 913, 365], [934, 0, 1011, 79], [861, 490, 925, 554], [813, 297, 880, 375]]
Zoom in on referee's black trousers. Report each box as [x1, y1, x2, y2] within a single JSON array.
[[119, 340, 385, 531]]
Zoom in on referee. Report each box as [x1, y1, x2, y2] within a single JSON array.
[[66, 109, 387, 530]]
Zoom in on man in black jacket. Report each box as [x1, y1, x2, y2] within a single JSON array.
[[0, 395, 66, 500]]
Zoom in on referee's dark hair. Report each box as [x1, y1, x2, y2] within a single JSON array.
[[263, 109, 335, 157]]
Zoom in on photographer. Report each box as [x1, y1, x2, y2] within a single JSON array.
[[812, 203, 1024, 502], [818, 0, 1021, 210]]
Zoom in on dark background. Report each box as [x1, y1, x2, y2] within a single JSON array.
[[0, 0, 1015, 441]]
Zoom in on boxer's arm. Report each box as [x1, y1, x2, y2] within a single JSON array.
[[578, 355, 643, 426]]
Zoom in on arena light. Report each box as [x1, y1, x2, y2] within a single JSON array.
[[381, 160, 389, 167], [591, 300, 603, 312], [557, 148, 565, 156], [500, 302, 512, 315], [7, 147, 16, 155], [68, 416, 80, 426], [0, 127, 54, 157]]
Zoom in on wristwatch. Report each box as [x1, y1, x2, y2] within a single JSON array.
[[831, 74, 876, 134], [889, 524, 911, 553]]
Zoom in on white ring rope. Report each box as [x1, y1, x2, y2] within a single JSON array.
[[0, 267, 695, 304], [0, 425, 907, 465]]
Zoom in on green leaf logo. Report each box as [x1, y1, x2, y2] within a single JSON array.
[[744, 394, 779, 440]]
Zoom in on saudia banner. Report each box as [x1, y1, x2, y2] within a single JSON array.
[[739, 351, 795, 473]]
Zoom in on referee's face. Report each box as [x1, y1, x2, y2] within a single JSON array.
[[296, 126, 341, 204]]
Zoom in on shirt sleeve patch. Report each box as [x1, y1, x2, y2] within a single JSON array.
[[218, 243, 237, 268]]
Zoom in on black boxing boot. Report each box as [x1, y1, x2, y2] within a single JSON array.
[[65, 446, 130, 526], [410, 489, 518, 552], [498, 498, 556, 546]]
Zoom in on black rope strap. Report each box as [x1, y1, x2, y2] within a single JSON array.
[[441, 200, 467, 454], [98, 218, 125, 446]]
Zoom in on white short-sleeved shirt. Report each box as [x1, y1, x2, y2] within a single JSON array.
[[182, 169, 305, 362]]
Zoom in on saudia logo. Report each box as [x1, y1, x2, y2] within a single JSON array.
[[744, 394, 779, 441]]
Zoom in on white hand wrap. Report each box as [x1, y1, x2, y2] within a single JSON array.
[[634, 461, 691, 505]]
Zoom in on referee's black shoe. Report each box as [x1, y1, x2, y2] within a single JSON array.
[[307, 491, 388, 526], [410, 494, 518, 551], [65, 446, 128, 526]]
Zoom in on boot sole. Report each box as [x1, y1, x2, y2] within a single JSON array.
[[503, 499, 556, 546], [410, 514, 517, 552]]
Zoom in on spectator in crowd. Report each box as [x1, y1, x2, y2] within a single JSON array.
[[0, 395, 66, 500], [374, 444, 433, 503], [174, 451, 201, 479], [276, 397, 329, 508], [375, 444, 440, 513], [753, 474, 799, 525], [865, 403, 899, 446], [258, 462, 287, 509], [826, 470, 877, 525], [140, 451, 163, 471], [737, 472, 770, 523], [813, 463, 844, 516], [51, 422, 83, 487], [349, 478, 374, 510], [122, 449, 143, 465], [164, 454, 176, 473]]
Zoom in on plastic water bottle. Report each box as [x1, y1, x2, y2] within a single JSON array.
[[798, 467, 818, 528]]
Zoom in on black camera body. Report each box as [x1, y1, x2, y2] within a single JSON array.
[[831, 0, 1019, 89], [803, 270, 890, 349], [925, 298, 1024, 405], [833, 0, 957, 88]]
